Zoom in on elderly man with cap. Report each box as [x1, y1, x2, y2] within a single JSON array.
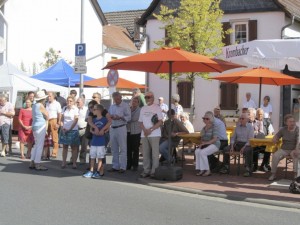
[[158, 97, 168, 122]]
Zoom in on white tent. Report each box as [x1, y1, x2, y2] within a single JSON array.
[[0, 62, 68, 105], [222, 39, 300, 71]]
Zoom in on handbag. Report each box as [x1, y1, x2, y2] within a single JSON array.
[[151, 113, 159, 125]]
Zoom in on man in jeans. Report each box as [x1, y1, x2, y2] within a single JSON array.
[[0, 95, 15, 157], [221, 113, 254, 177]]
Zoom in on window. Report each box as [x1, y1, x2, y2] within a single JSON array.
[[220, 83, 238, 110], [233, 23, 248, 44], [177, 81, 192, 108], [222, 20, 257, 46]]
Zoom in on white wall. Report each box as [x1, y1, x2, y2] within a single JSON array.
[[223, 12, 286, 39], [5, 0, 103, 77]]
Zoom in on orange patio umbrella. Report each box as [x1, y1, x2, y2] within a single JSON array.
[[211, 66, 300, 106], [103, 47, 244, 107], [103, 47, 244, 168], [83, 77, 146, 90], [103, 47, 244, 73]]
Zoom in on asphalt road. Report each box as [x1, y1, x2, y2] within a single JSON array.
[[0, 156, 300, 225]]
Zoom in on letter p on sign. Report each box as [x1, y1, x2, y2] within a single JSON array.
[[75, 43, 86, 56]]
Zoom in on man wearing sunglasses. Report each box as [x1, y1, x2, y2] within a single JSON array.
[[139, 92, 163, 178], [221, 113, 254, 177]]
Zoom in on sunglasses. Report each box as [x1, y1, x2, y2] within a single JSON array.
[[202, 117, 210, 121], [92, 96, 98, 99], [145, 96, 153, 99], [239, 118, 246, 120]]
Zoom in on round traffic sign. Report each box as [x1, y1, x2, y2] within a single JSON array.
[[107, 69, 119, 87]]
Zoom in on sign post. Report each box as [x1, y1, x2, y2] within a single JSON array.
[[74, 43, 86, 95], [107, 69, 119, 103]]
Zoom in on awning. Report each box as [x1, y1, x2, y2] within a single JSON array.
[[222, 39, 300, 71]]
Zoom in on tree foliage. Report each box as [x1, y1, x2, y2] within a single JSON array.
[[154, 0, 230, 82], [40, 47, 61, 69]]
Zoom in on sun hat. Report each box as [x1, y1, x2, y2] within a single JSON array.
[[34, 90, 48, 101]]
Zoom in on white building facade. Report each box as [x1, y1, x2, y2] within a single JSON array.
[[137, 0, 300, 131]]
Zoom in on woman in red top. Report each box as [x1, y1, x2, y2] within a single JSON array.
[[18, 98, 34, 159]]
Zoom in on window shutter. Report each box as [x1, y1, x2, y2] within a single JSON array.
[[222, 22, 231, 46], [220, 83, 238, 110], [248, 20, 257, 41], [177, 81, 192, 108]]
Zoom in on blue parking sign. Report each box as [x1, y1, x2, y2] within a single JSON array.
[[75, 43, 86, 56]]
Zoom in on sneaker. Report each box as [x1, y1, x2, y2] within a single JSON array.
[[140, 172, 150, 178], [83, 171, 93, 178], [259, 165, 270, 172], [243, 171, 251, 177], [265, 164, 271, 171], [92, 171, 102, 179], [252, 164, 258, 172], [268, 174, 276, 181], [0, 151, 6, 157]]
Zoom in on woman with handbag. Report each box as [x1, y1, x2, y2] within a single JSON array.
[[195, 112, 220, 176], [59, 96, 80, 169]]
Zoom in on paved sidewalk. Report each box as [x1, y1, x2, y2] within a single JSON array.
[[4, 137, 300, 209]]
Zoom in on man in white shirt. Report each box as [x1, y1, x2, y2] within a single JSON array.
[[0, 95, 15, 157], [76, 97, 88, 164], [158, 97, 168, 122], [46, 92, 62, 158], [243, 92, 257, 109], [139, 91, 163, 178]]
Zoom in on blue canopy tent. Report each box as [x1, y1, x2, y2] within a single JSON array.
[[31, 59, 94, 87]]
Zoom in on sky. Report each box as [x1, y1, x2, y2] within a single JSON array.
[[98, 0, 153, 12]]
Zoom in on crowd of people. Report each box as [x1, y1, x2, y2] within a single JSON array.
[[0, 89, 300, 181]]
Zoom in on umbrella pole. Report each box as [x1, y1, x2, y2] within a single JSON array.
[[168, 61, 173, 166], [259, 77, 262, 107]]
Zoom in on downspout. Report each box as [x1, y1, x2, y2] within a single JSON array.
[[281, 15, 294, 39], [145, 33, 150, 92], [0, 6, 8, 62]]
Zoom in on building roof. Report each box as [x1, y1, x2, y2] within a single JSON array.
[[104, 10, 145, 36], [138, 0, 297, 25], [275, 0, 300, 18], [89, 0, 108, 25], [103, 25, 138, 52]]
